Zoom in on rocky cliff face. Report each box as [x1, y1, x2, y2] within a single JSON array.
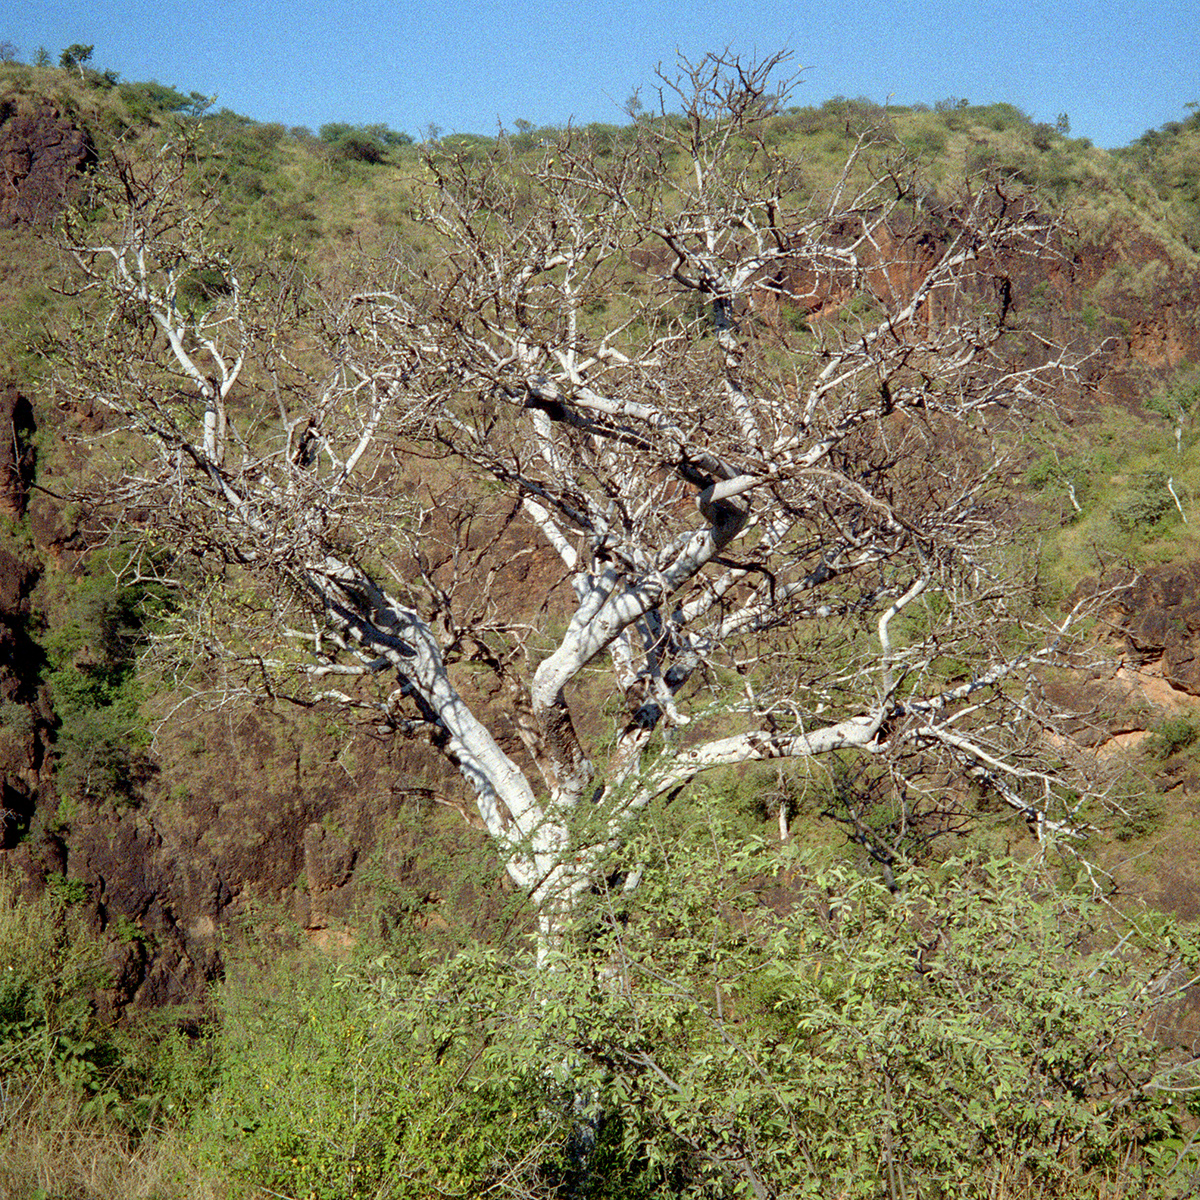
[[0, 545, 50, 852], [0, 385, 49, 856], [0, 384, 35, 518], [750, 206, 1200, 415], [1113, 564, 1200, 697], [1070, 227, 1200, 407], [0, 98, 94, 226]]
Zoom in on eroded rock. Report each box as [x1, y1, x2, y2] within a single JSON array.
[[1115, 562, 1200, 695], [0, 98, 93, 226], [0, 385, 35, 518]]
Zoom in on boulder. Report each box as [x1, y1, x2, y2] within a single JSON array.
[[1114, 562, 1200, 695]]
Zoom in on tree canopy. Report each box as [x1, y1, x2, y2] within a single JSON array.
[[59, 43, 94, 77], [52, 51, 1111, 945]]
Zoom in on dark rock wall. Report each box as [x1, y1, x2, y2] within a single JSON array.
[[1115, 563, 1200, 696], [0, 98, 93, 226]]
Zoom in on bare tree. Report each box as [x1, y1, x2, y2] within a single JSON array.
[[55, 52, 1096, 948]]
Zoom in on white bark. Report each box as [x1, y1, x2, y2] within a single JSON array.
[[58, 56, 1097, 947]]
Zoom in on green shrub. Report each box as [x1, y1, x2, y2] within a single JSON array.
[[1146, 364, 1200, 422], [117, 79, 207, 122], [1148, 714, 1200, 758], [44, 563, 167, 803], [905, 124, 947, 157], [0, 875, 113, 1111], [777, 302, 810, 333], [330, 130, 388, 164], [0, 875, 218, 1197], [1113, 470, 1175, 531], [198, 831, 1200, 1200], [204, 946, 573, 1200]]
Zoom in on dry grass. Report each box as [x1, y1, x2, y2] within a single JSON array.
[[0, 1087, 227, 1200]]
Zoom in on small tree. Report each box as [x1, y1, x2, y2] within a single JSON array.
[[0, 41, 18, 64], [59, 43, 93, 79], [363, 121, 413, 147], [56, 51, 1099, 951]]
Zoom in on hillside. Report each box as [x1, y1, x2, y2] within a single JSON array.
[[2, 56, 1200, 1198]]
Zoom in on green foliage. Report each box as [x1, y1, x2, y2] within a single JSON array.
[[0, 696, 34, 737], [331, 129, 389, 164], [1113, 470, 1176, 531], [550, 832, 1199, 1199], [44, 561, 167, 802], [902, 118, 947, 158], [777, 302, 810, 333], [190, 113, 323, 245], [1026, 449, 1087, 491], [1117, 106, 1200, 247], [0, 874, 115, 1112], [0, 276, 61, 385], [1026, 391, 1200, 595], [971, 101, 1033, 131], [58, 44, 93, 73], [48, 873, 88, 905], [1109, 782, 1165, 841], [1148, 714, 1200, 759], [363, 121, 414, 148], [1146, 363, 1200, 421], [0, 873, 219, 1180], [118, 79, 210, 122], [319, 121, 410, 165], [318, 121, 358, 144], [204, 943, 567, 1199], [193, 828, 1200, 1200]]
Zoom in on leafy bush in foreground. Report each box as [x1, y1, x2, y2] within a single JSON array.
[[205, 829, 1200, 1199]]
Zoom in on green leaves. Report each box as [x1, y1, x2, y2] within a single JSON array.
[[191, 827, 1200, 1198], [43, 561, 167, 803], [7, 792, 1181, 1198]]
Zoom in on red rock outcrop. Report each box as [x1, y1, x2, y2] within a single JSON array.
[[0, 98, 93, 226], [1113, 563, 1200, 696], [0, 384, 35, 518]]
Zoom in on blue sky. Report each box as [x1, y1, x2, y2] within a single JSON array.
[[6, 0, 1197, 149]]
